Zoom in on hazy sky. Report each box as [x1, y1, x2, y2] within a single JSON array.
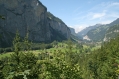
[[40, 0, 119, 33]]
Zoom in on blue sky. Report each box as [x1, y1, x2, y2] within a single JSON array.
[[40, 0, 119, 33]]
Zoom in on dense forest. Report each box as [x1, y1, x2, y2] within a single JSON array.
[[0, 30, 119, 79]]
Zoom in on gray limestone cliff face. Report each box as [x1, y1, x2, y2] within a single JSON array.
[[47, 12, 70, 39], [49, 21, 70, 38], [0, 0, 51, 42], [0, 0, 71, 47]]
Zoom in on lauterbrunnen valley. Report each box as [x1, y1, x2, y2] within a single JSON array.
[[0, 0, 119, 79]]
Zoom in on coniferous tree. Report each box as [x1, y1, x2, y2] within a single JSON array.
[[2, 31, 39, 79]]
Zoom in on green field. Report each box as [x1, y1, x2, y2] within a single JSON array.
[[0, 42, 101, 59], [1, 38, 119, 79]]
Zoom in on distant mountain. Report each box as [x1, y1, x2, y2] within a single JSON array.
[[85, 18, 119, 42], [104, 24, 119, 41], [77, 24, 102, 38], [107, 18, 119, 27], [86, 25, 108, 41]]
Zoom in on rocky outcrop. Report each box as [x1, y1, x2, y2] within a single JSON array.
[[69, 27, 77, 36], [83, 35, 91, 41], [47, 12, 70, 39], [0, 0, 71, 47]]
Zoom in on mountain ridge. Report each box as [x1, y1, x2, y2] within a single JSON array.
[[104, 24, 119, 41], [85, 18, 119, 42], [77, 24, 103, 38]]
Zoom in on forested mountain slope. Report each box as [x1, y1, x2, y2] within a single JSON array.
[[104, 24, 119, 41], [85, 18, 119, 42], [77, 24, 102, 38], [86, 25, 108, 41]]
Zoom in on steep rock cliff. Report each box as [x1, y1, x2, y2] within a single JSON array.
[[0, 0, 71, 47], [47, 12, 70, 39]]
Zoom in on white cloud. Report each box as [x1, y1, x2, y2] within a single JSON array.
[[107, 12, 119, 18], [100, 20, 112, 24], [92, 12, 106, 19], [71, 2, 119, 33], [70, 24, 88, 33], [73, 10, 107, 23], [74, 2, 119, 21], [75, 26, 87, 33], [107, 2, 119, 8], [90, 2, 119, 11], [112, 2, 119, 5]]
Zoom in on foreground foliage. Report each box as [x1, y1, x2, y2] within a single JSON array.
[[1, 32, 119, 79]]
